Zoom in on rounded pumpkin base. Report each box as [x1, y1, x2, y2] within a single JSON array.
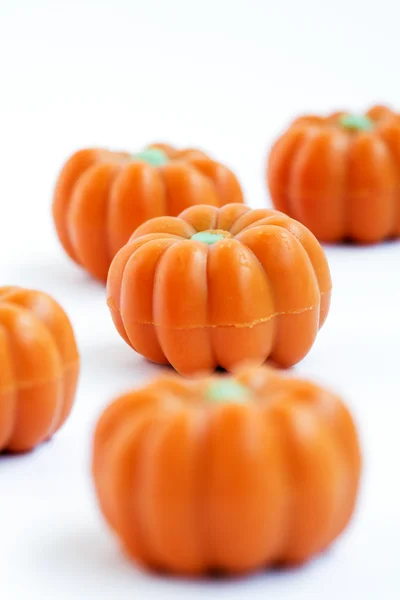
[[132, 307, 323, 375], [0, 362, 79, 453]]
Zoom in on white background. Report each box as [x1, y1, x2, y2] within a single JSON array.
[[0, 0, 399, 598]]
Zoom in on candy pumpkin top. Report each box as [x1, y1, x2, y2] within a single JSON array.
[[289, 105, 398, 132], [124, 202, 332, 330], [82, 145, 212, 167], [144, 143, 214, 162]]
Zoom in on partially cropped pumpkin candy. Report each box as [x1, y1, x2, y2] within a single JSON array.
[[0, 287, 79, 452], [107, 203, 331, 375], [53, 144, 243, 282], [267, 104, 400, 243], [92, 366, 361, 576]]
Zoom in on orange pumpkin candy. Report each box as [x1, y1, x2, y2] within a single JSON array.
[[92, 366, 361, 576], [267, 105, 400, 243], [53, 144, 244, 282], [0, 287, 79, 452], [107, 203, 331, 375]]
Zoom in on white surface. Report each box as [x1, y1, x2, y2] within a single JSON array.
[[0, 0, 399, 598]]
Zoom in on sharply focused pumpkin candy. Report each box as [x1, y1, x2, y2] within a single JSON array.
[[53, 144, 244, 282], [107, 203, 331, 375], [267, 104, 400, 243], [0, 287, 79, 452], [92, 366, 361, 576]]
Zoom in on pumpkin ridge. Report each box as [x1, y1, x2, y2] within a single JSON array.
[[2, 316, 61, 451], [157, 162, 178, 216], [288, 128, 320, 221], [225, 209, 252, 233], [137, 412, 204, 572], [65, 172, 85, 266], [346, 132, 397, 242], [267, 128, 309, 216], [187, 409, 209, 572], [239, 219, 332, 298], [131, 413, 183, 568], [296, 404, 346, 556], [65, 159, 107, 268], [104, 164, 125, 267], [224, 230, 279, 348], [232, 215, 284, 236], [0, 324, 18, 449], [156, 161, 169, 217], [67, 162, 115, 278], [107, 416, 156, 565], [264, 403, 294, 562], [239, 229, 280, 354], [186, 162, 217, 192], [308, 416, 354, 555], [122, 238, 176, 358], [205, 246, 217, 368], [374, 131, 400, 238], [229, 209, 278, 236], [183, 205, 219, 232], [53, 149, 100, 264], [150, 240, 192, 360], [115, 237, 183, 348], [339, 130, 352, 241], [0, 304, 61, 379], [269, 402, 322, 562]]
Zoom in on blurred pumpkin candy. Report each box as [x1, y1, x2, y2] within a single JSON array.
[[53, 144, 243, 282], [267, 104, 400, 243], [92, 366, 361, 576], [107, 203, 331, 375], [0, 287, 79, 452]]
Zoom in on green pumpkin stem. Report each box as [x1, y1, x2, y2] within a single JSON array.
[[133, 148, 169, 166], [191, 231, 226, 245], [339, 114, 374, 132], [207, 380, 249, 403]]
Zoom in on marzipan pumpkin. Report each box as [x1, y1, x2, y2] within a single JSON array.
[[267, 104, 400, 243], [53, 144, 244, 282], [0, 287, 79, 452], [107, 203, 331, 375], [92, 366, 361, 576]]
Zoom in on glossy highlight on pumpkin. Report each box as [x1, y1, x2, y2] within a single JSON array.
[[92, 366, 361, 576], [267, 104, 400, 243], [0, 287, 79, 452], [107, 203, 332, 375], [53, 143, 244, 282]]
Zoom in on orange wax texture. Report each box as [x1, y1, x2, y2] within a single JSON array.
[[267, 104, 400, 243], [0, 286, 79, 452], [92, 366, 361, 576], [107, 203, 332, 375], [53, 144, 244, 282]]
